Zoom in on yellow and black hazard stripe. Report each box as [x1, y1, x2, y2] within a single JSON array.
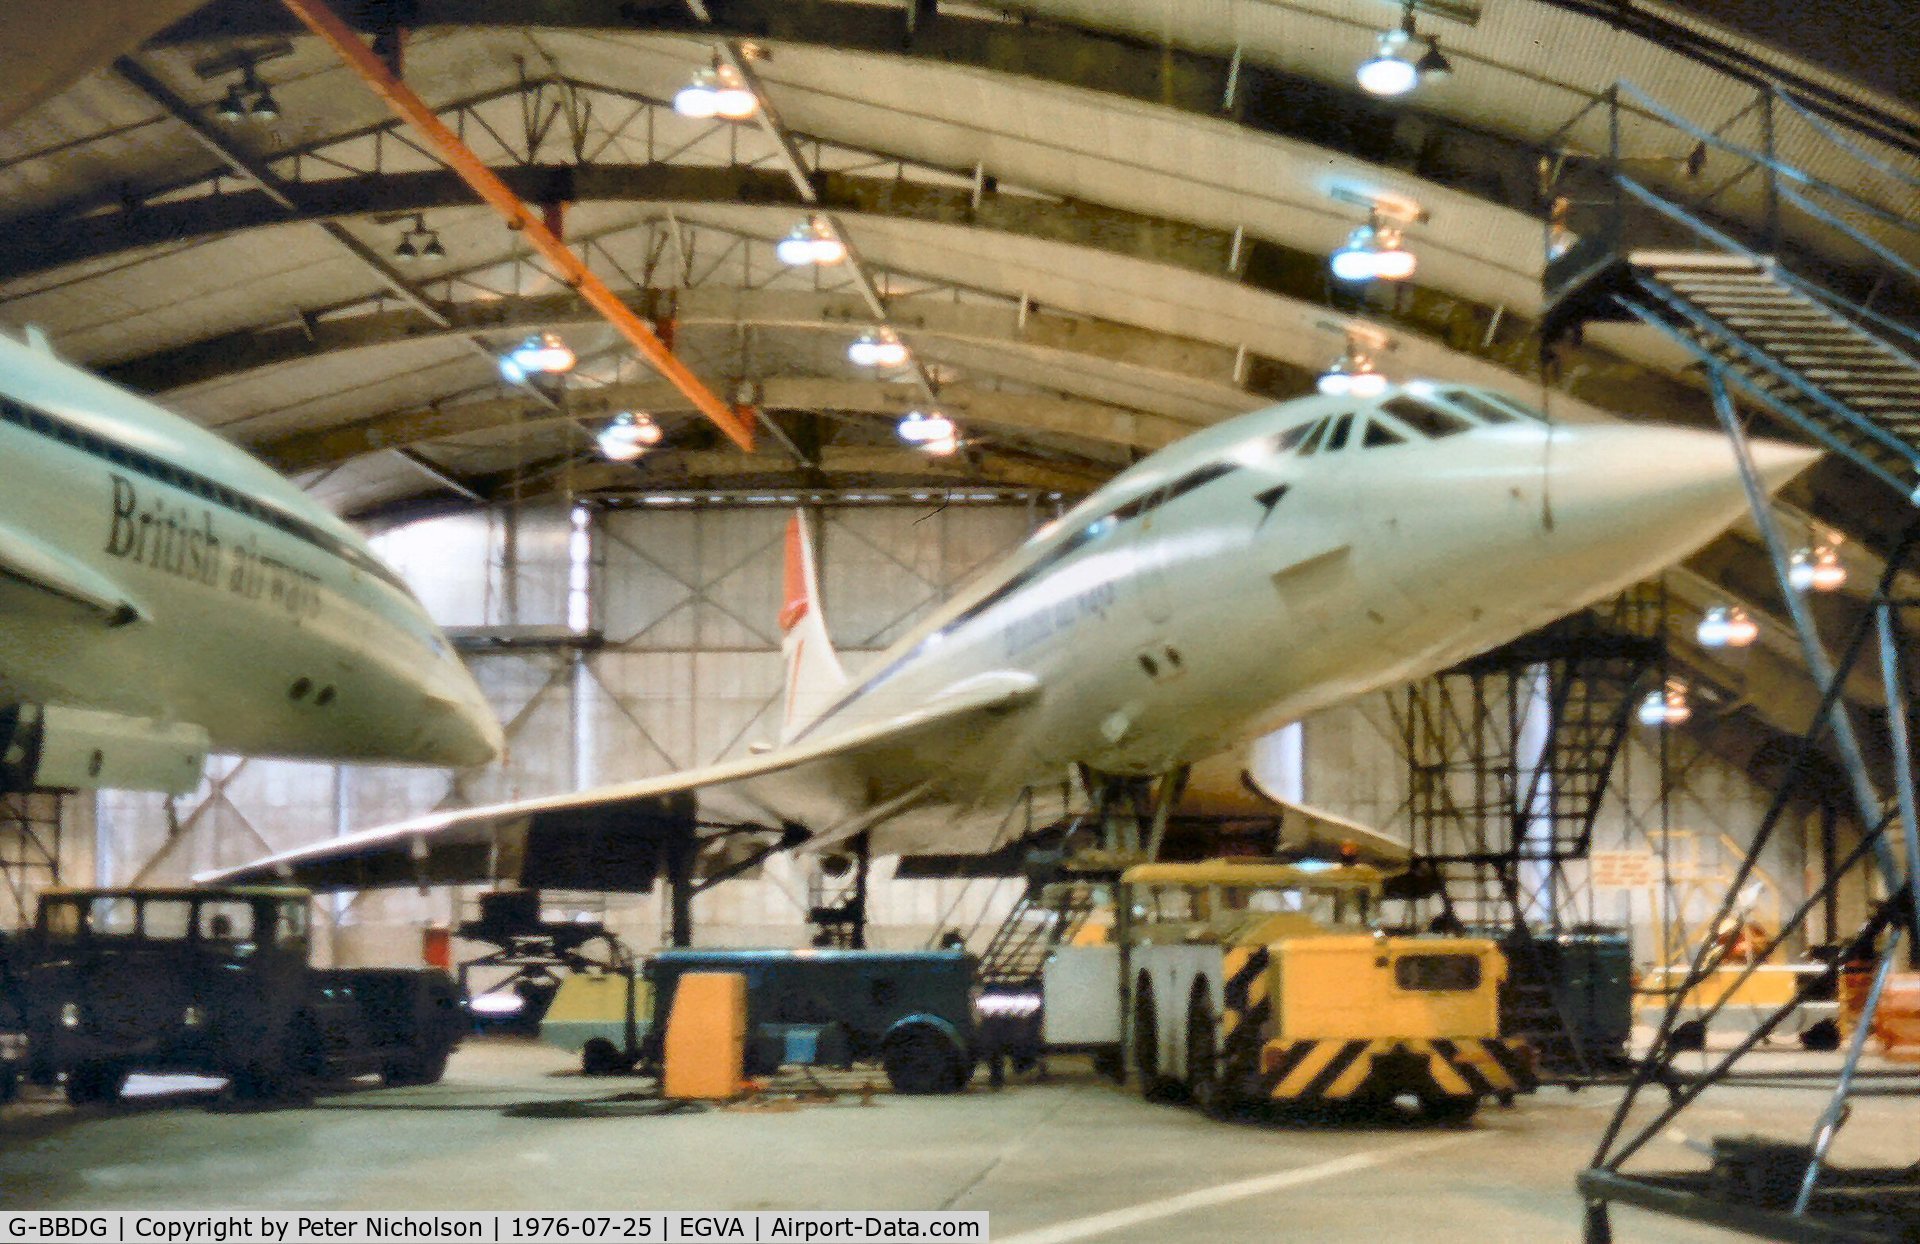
[[1218, 946, 1270, 1081], [1254, 1037, 1536, 1102]]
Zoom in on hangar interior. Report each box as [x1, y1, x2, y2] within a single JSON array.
[[3, 0, 1920, 1238]]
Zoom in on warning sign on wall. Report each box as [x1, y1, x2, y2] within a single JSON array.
[[1590, 850, 1658, 888]]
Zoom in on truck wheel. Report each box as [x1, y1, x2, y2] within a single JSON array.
[[381, 1046, 449, 1088], [1423, 1095, 1479, 1127], [1131, 977, 1176, 1103], [882, 1022, 967, 1095], [1185, 994, 1226, 1119], [235, 1015, 323, 1101], [580, 1038, 627, 1077], [64, 1062, 123, 1105]]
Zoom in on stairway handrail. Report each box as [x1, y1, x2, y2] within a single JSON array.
[[1775, 87, 1920, 195], [1616, 175, 1920, 372], [1612, 80, 1920, 243]]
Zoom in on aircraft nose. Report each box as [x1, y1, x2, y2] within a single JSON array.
[[1545, 423, 1820, 581]]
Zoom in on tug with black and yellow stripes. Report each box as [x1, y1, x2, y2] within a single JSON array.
[[1042, 859, 1535, 1122]]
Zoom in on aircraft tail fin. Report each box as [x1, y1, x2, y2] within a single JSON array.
[[778, 511, 847, 744]]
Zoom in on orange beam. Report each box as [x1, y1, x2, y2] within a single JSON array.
[[277, 0, 755, 452]]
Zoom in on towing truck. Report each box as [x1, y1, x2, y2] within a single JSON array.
[[1043, 860, 1535, 1121], [13, 886, 462, 1104]]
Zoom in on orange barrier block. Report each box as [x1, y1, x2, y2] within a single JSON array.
[[663, 972, 748, 1100], [1873, 974, 1920, 1061]]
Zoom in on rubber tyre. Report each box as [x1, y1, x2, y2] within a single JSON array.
[[1186, 993, 1226, 1119], [1423, 1096, 1479, 1127], [381, 1045, 450, 1087], [1131, 977, 1176, 1103], [580, 1038, 627, 1077], [234, 1016, 323, 1101], [64, 1062, 123, 1106], [882, 1023, 967, 1095]]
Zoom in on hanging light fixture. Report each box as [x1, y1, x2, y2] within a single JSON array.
[[214, 84, 248, 122], [499, 331, 577, 383], [1318, 346, 1388, 398], [596, 411, 664, 462], [1329, 213, 1419, 283], [1357, 2, 1449, 98], [1637, 681, 1693, 727], [847, 328, 910, 369], [673, 63, 759, 121], [1696, 605, 1759, 649], [776, 217, 847, 266], [394, 214, 442, 262], [1787, 544, 1847, 593], [898, 409, 958, 454]]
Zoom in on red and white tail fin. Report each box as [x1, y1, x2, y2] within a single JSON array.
[[779, 511, 847, 744]]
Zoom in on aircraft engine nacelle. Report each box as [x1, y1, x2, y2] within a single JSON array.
[[0, 703, 209, 795]]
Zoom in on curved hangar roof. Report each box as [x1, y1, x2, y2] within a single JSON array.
[[2, 0, 1917, 753]]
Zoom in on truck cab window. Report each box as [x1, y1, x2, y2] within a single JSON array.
[[142, 900, 192, 941], [198, 901, 256, 948], [41, 899, 83, 939], [90, 897, 137, 938], [278, 901, 309, 949]]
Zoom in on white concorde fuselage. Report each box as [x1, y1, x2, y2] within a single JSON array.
[[0, 331, 502, 770], [784, 383, 1814, 854]]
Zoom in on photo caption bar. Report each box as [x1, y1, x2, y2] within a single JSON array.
[[0, 1214, 989, 1243]]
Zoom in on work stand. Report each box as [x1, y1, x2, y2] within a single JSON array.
[[1542, 75, 1920, 1243]]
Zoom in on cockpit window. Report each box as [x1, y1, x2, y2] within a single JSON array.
[[1380, 397, 1473, 439], [1324, 414, 1355, 452], [1443, 390, 1524, 425], [1276, 419, 1322, 453], [1362, 419, 1406, 448], [1298, 419, 1336, 457]]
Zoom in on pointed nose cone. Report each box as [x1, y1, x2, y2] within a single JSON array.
[[1546, 424, 1820, 591]]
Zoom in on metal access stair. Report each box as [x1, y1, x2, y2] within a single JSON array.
[[974, 883, 1099, 987], [1619, 252, 1920, 485]]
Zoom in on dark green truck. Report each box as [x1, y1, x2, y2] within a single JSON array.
[[13, 886, 462, 1104]]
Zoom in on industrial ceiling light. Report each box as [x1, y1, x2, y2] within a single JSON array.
[[214, 84, 248, 122], [596, 411, 664, 462], [847, 328, 910, 369], [776, 217, 847, 267], [1414, 36, 1453, 79], [1317, 346, 1388, 398], [1787, 543, 1847, 593], [499, 331, 577, 384], [1637, 681, 1693, 727], [1330, 225, 1383, 282], [1329, 217, 1418, 283], [249, 82, 281, 121], [1357, 28, 1419, 97], [1696, 605, 1758, 649], [422, 233, 446, 259], [899, 409, 958, 454], [673, 63, 759, 121], [394, 234, 419, 261], [393, 214, 438, 262], [1358, 3, 1451, 98]]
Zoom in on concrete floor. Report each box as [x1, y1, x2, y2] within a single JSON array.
[[1, 1039, 1915, 1242]]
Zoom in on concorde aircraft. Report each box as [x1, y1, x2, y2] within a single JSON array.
[[0, 328, 502, 795], [207, 382, 1817, 891]]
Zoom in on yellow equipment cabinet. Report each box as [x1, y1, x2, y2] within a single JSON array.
[[1087, 860, 1534, 1121]]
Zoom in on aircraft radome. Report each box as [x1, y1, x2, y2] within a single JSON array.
[[205, 382, 1818, 891], [0, 327, 503, 797]]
